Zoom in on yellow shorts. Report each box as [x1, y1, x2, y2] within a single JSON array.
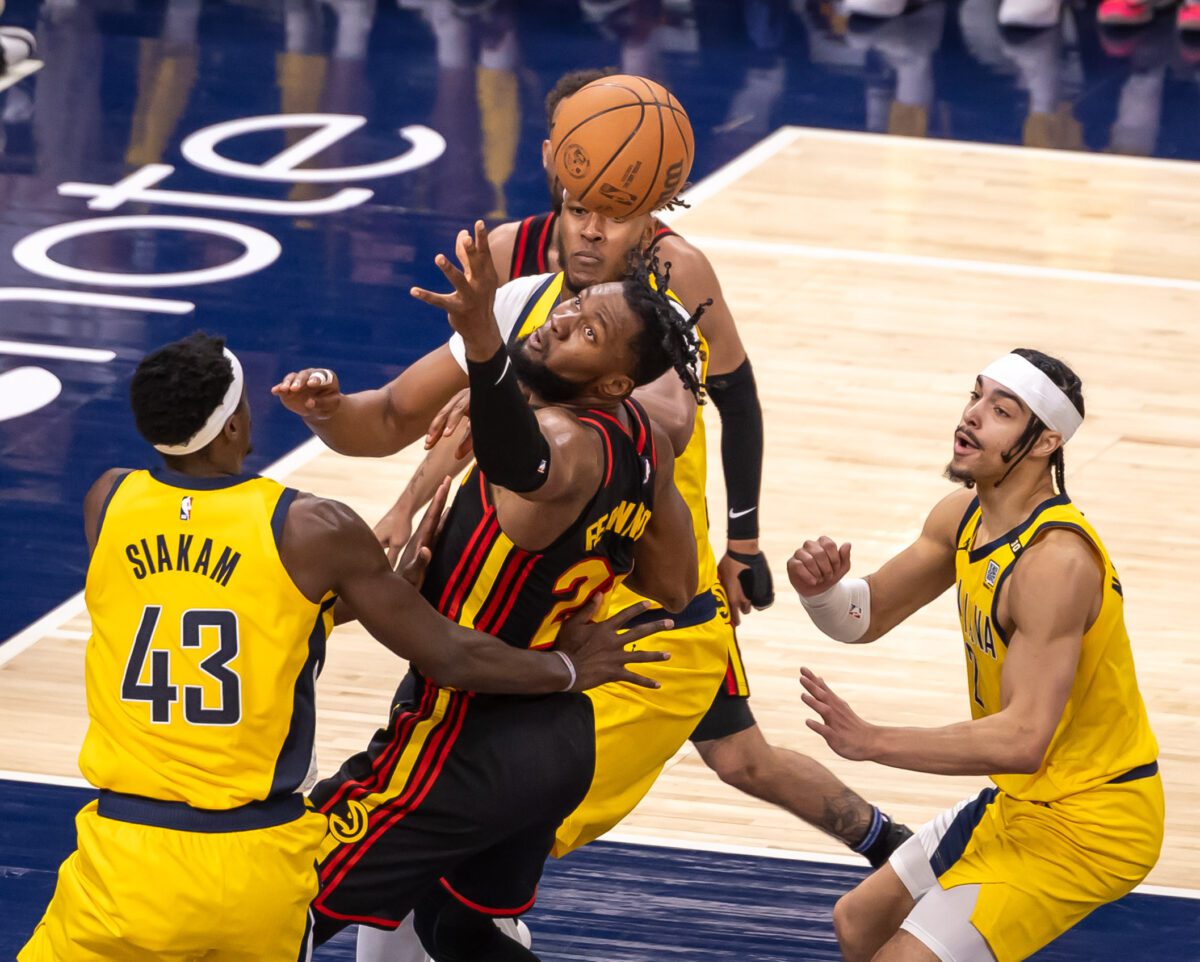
[[19, 797, 328, 962], [892, 767, 1164, 962], [552, 586, 731, 857]]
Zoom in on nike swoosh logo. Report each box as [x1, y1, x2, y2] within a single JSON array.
[[729, 507, 756, 519], [494, 356, 512, 386]]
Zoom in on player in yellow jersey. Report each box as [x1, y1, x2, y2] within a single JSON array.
[[789, 348, 1163, 962], [19, 332, 670, 962]]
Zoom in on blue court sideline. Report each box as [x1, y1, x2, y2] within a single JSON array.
[[1, 779, 1196, 961]]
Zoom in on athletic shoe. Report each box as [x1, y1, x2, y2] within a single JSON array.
[[845, 0, 919, 20], [0, 26, 36, 74], [1178, 0, 1200, 30], [998, 0, 1062, 28], [1097, 0, 1174, 26], [494, 917, 533, 950]]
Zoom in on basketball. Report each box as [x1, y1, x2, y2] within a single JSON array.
[[550, 74, 694, 220]]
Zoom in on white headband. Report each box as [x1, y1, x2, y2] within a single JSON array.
[[153, 348, 244, 455], [978, 353, 1083, 442]]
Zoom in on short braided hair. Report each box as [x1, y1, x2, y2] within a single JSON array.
[[621, 251, 705, 401]]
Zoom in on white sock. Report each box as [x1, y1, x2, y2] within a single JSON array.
[[356, 915, 430, 962]]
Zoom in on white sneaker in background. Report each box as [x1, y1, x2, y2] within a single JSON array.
[[998, 0, 1062, 29], [845, 0, 915, 19]]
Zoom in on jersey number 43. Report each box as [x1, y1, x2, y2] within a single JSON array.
[[121, 605, 242, 726]]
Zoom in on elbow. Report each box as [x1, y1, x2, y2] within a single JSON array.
[[1003, 733, 1051, 774]]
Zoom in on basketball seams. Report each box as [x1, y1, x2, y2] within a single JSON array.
[[575, 102, 647, 209], [550, 75, 693, 219]]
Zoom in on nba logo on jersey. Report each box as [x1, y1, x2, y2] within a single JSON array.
[[180, 496, 193, 521], [984, 560, 1000, 588]]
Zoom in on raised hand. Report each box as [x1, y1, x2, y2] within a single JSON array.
[[396, 476, 452, 587], [555, 597, 673, 691], [424, 387, 474, 458], [272, 368, 342, 420], [799, 667, 877, 761], [788, 536, 852, 598], [410, 220, 502, 354]]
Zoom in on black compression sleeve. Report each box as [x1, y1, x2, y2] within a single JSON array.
[[707, 357, 763, 540], [466, 347, 551, 492]]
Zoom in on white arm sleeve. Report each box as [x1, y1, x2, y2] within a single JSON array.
[[799, 578, 871, 643], [447, 273, 555, 372]]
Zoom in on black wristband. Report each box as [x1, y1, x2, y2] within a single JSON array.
[[707, 358, 764, 540], [727, 549, 775, 610], [466, 347, 551, 492]]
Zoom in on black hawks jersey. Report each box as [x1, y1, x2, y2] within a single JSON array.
[[420, 398, 658, 652], [509, 212, 558, 280]]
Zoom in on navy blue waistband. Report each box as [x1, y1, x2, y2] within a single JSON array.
[[97, 790, 306, 833], [1108, 760, 1158, 785], [623, 589, 718, 631]]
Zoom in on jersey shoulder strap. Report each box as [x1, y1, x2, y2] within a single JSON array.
[[511, 212, 558, 280]]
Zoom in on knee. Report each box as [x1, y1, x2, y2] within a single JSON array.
[[699, 734, 770, 793], [832, 889, 872, 962]]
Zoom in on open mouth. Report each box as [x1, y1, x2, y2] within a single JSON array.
[[954, 429, 981, 455]]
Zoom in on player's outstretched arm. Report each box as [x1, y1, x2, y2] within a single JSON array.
[[790, 489, 970, 644], [271, 345, 468, 458], [800, 529, 1093, 775], [660, 237, 773, 623], [282, 493, 672, 693], [622, 423, 699, 612]]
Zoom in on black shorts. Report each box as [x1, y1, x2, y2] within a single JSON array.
[[689, 682, 756, 743], [309, 673, 595, 943]]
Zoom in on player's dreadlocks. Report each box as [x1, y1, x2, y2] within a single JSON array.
[[130, 332, 235, 447], [995, 348, 1084, 495], [621, 251, 706, 402]]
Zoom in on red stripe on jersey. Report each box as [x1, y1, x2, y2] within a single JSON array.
[[578, 417, 614, 486], [489, 552, 543, 636], [317, 691, 469, 893], [535, 213, 555, 273], [316, 680, 438, 813], [723, 662, 738, 695], [511, 217, 534, 281], [473, 547, 530, 633], [585, 407, 632, 439], [438, 507, 497, 614], [447, 516, 500, 622], [439, 877, 538, 917]]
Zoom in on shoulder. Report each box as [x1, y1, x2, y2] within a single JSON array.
[[924, 488, 978, 546], [83, 467, 135, 550], [494, 272, 555, 324], [488, 220, 520, 278], [1021, 526, 1104, 582], [285, 491, 363, 543]]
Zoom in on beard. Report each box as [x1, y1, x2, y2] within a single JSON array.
[[509, 337, 586, 404], [944, 463, 976, 488]]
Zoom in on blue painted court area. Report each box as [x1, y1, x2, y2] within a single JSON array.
[[1, 779, 1195, 961]]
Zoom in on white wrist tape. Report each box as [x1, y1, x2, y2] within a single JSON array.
[[800, 578, 871, 643]]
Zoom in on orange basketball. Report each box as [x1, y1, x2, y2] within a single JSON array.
[[550, 75, 694, 220]]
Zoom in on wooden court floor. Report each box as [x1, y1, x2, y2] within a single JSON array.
[[2, 128, 1196, 890]]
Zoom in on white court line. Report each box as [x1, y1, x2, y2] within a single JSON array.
[[0, 436, 330, 667], [601, 829, 1200, 901], [0, 340, 116, 363], [0, 768, 1192, 902], [0, 59, 44, 93], [787, 124, 1200, 175], [660, 126, 802, 224], [685, 234, 1200, 293], [0, 127, 800, 664]]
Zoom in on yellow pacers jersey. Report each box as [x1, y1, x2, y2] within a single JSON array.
[[955, 494, 1158, 801], [80, 468, 335, 809]]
